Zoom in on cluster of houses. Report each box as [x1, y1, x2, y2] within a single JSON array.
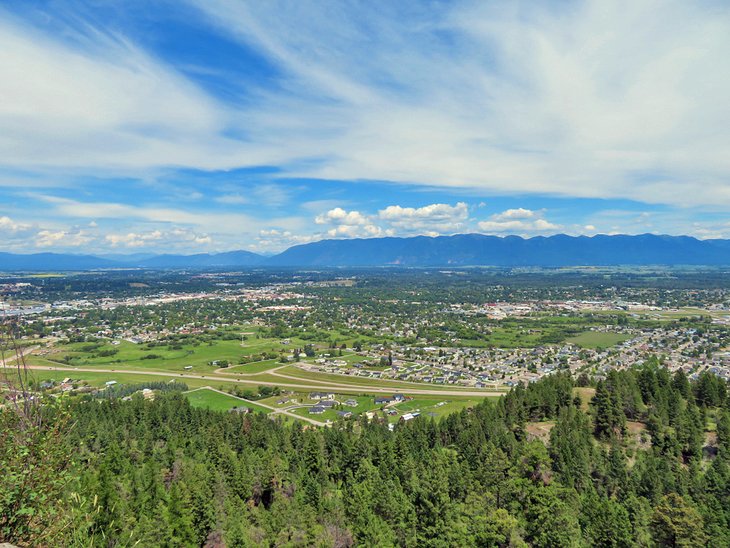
[[305, 391, 412, 418]]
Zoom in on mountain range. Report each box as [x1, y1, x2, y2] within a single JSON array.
[[2, 234, 730, 270]]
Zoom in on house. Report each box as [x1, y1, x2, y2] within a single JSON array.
[[318, 400, 336, 408], [310, 391, 335, 400], [105, 380, 117, 386], [401, 412, 420, 422], [337, 411, 353, 419], [229, 406, 250, 414], [309, 406, 326, 415], [375, 394, 405, 405], [344, 399, 358, 407]]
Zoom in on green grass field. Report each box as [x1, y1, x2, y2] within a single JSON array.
[[43, 337, 293, 373], [18, 368, 236, 390], [392, 397, 482, 420], [566, 331, 631, 349], [184, 388, 271, 413]]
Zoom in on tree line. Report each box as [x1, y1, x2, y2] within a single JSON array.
[[2, 364, 729, 546]]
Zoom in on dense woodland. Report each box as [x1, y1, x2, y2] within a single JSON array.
[[2, 364, 730, 546]]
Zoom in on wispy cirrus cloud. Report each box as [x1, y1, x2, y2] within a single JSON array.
[[185, 0, 730, 208]]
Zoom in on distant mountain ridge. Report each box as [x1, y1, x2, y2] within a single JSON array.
[[2, 234, 730, 270]]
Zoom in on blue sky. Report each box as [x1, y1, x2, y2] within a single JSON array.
[[1, 0, 729, 254]]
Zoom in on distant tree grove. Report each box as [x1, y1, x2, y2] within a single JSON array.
[[1, 364, 730, 546]]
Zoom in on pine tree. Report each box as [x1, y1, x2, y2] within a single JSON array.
[[592, 381, 626, 440], [549, 405, 592, 490], [651, 493, 708, 547]]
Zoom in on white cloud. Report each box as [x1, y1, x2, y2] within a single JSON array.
[[34, 195, 263, 235], [478, 209, 561, 234], [314, 207, 384, 239], [0, 12, 282, 172], [35, 229, 93, 248], [491, 208, 536, 221], [377, 202, 469, 234], [315, 207, 369, 226], [106, 231, 163, 248], [0, 216, 31, 234], [312, 202, 469, 239], [378, 202, 468, 223], [105, 228, 211, 249]]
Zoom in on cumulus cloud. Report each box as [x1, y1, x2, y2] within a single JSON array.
[[315, 207, 369, 226], [105, 231, 163, 248], [105, 228, 211, 248], [35, 229, 93, 248], [0, 216, 32, 234], [478, 209, 561, 234], [312, 202, 470, 239], [491, 208, 536, 221]]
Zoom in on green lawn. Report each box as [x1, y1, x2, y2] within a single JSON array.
[[184, 388, 271, 413], [566, 331, 631, 349], [286, 394, 488, 423], [392, 397, 483, 421], [271, 394, 376, 422]]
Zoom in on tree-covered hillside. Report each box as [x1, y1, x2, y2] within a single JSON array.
[[2, 366, 729, 546]]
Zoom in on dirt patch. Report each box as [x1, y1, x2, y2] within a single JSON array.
[[572, 387, 595, 412], [626, 421, 650, 450], [526, 421, 556, 444]]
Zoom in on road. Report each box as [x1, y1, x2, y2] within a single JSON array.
[[0, 345, 39, 367]]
